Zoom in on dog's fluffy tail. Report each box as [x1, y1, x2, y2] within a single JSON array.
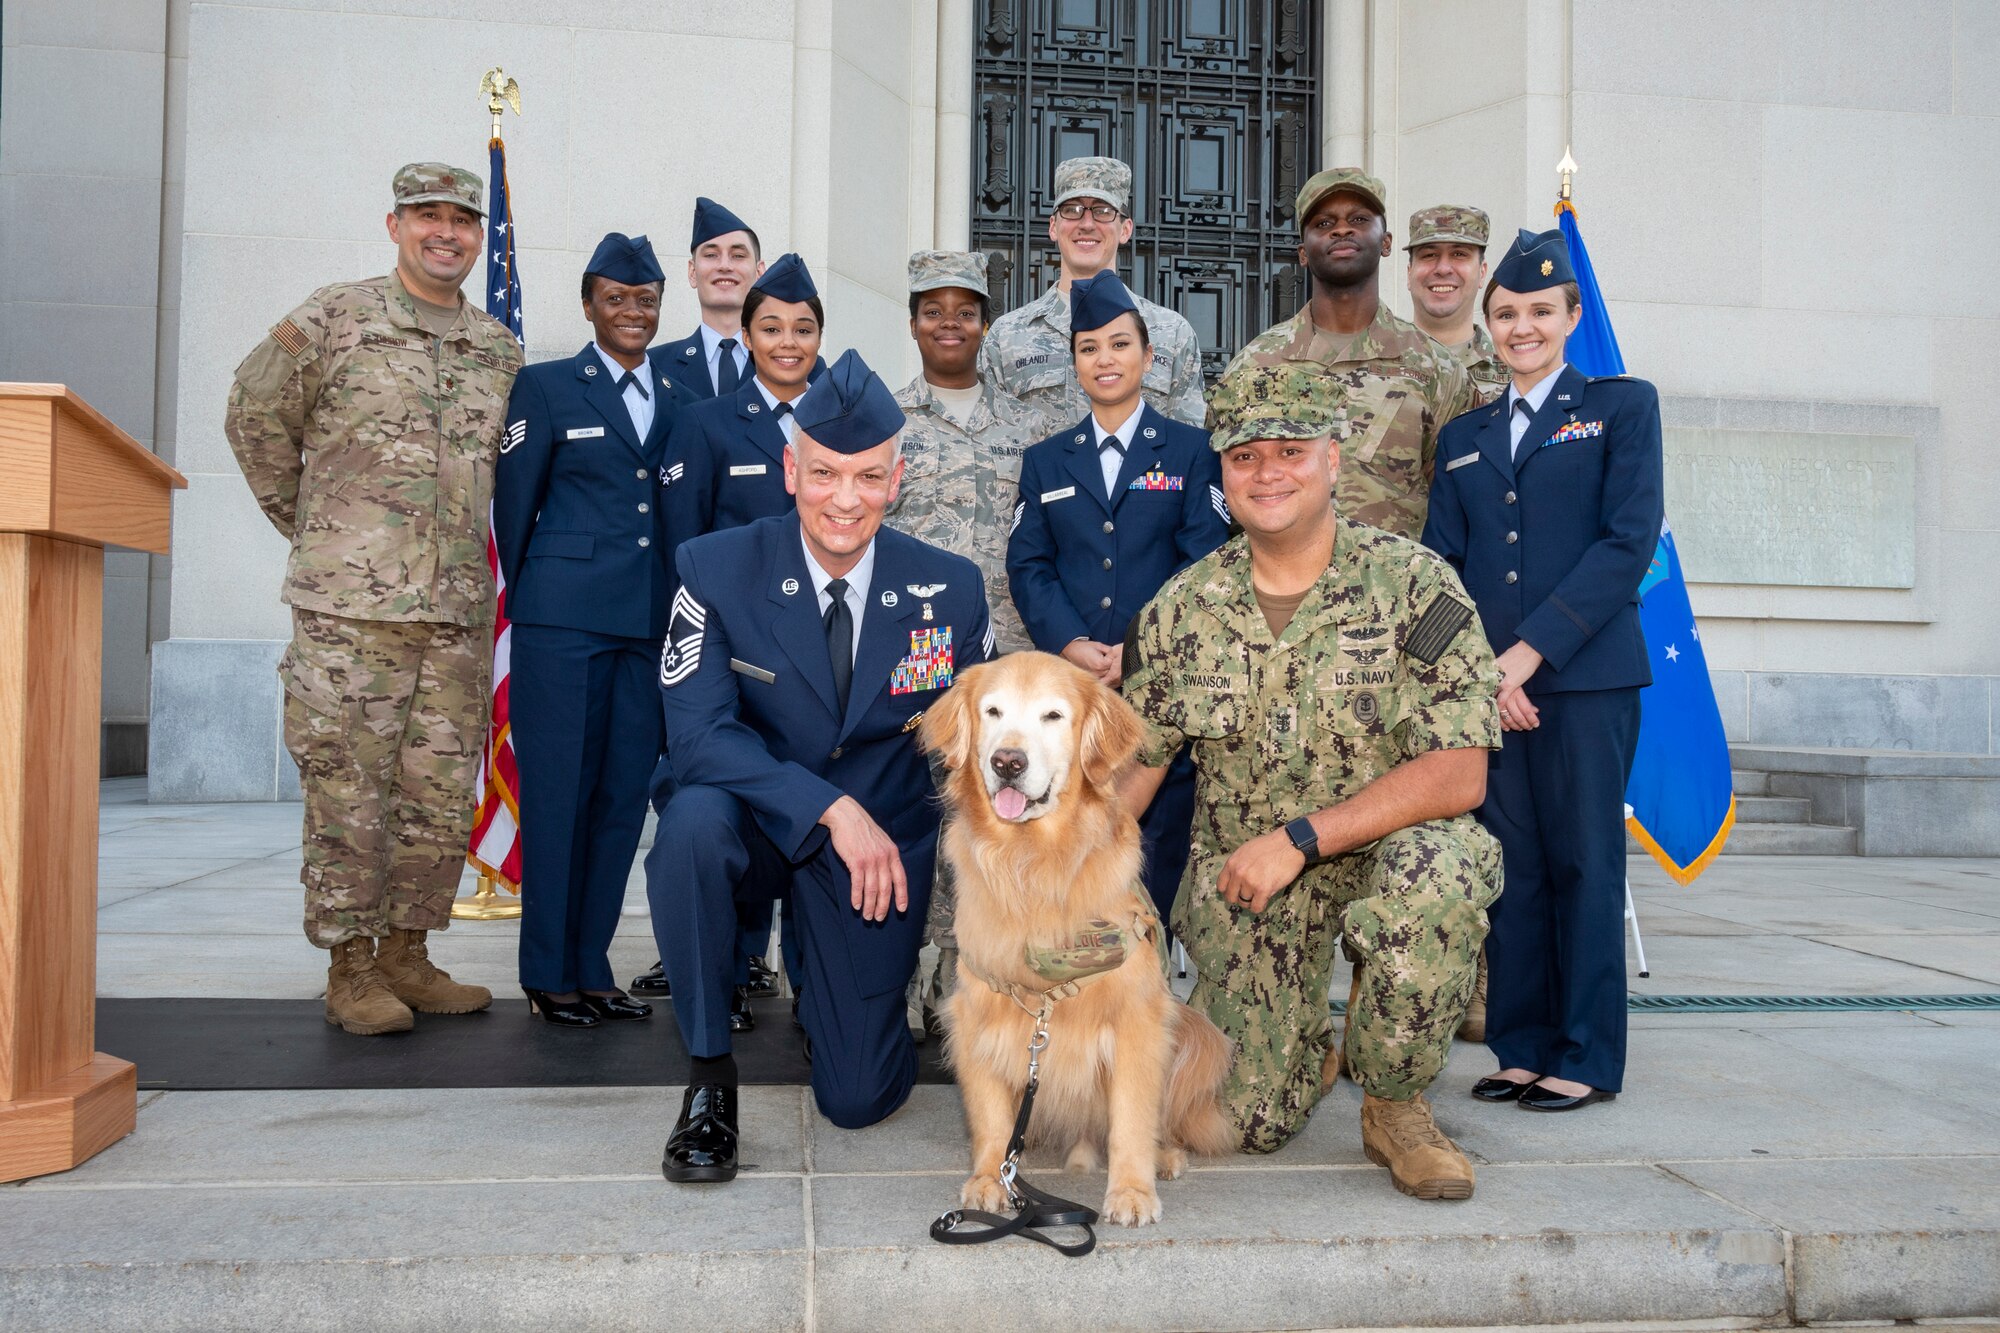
[[1165, 1002, 1236, 1157]]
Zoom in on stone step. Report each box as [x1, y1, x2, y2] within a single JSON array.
[[1732, 767, 1771, 796], [1735, 794, 1812, 824], [1722, 821, 1859, 855]]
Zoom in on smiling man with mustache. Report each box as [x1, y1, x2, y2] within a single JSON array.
[[224, 162, 523, 1036], [1219, 168, 1481, 542]]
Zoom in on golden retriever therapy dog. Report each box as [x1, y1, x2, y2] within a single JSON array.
[[920, 652, 1232, 1227]]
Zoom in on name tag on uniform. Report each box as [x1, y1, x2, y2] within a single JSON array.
[[1040, 486, 1076, 503], [729, 658, 776, 684], [565, 426, 605, 440], [729, 464, 768, 477], [1444, 452, 1478, 472]]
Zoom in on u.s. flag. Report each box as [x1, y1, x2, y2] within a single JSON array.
[[1558, 197, 1736, 882], [467, 134, 524, 890]]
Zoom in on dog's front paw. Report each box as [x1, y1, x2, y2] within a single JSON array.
[[1100, 1183, 1162, 1227], [961, 1173, 1009, 1213], [1155, 1146, 1187, 1180]]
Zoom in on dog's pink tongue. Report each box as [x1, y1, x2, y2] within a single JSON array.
[[994, 787, 1028, 820]]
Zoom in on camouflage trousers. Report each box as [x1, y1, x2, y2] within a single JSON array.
[[1177, 816, 1502, 1154], [280, 609, 489, 948]]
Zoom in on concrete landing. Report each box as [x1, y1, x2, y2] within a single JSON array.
[[3, 781, 1994, 1330]]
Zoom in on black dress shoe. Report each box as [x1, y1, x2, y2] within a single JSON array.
[[629, 961, 671, 997], [582, 992, 652, 1021], [743, 955, 782, 1000], [791, 994, 804, 1030], [1471, 1075, 1533, 1103], [663, 1083, 739, 1183], [729, 986, 756, 1033], [1518, 1082, 1617, 1112], [523, 987, 600, 1028]]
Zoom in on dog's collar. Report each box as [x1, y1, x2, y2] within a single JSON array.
[[964, 896, 1163, 1016]]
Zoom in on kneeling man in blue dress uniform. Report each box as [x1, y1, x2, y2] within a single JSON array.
[[647, 349, 995, 1181]]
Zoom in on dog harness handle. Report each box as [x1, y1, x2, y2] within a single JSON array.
[[930, 1004, 1098, 1257]]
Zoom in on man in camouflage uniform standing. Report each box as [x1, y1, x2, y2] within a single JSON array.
[[1405, 205, 1508, 405], [979, 156, 1206, 436], [888, 249, 1041, 1028], [1120, 366, 1504, 1199], [1220, 169, 1479, 539], [225, 163, 523, 1035]]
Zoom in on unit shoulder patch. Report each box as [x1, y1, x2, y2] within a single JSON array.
[[1403, 592, 1475, 666]]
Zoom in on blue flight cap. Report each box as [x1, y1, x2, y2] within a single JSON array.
[[1491, 228, 1575, 292], [792, 349, 905, 454], [1068, 270, 1140, 334], [750, 252, 818, 304], [583, 232, 664, 286], [691, 196, 752, 250]]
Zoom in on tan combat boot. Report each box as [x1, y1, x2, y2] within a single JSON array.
[[325, 938, 415, 1035], [375, 928, 493, 1014], [1361, 1092, 1476, 1200], [1456, 949, 1488, 1043]]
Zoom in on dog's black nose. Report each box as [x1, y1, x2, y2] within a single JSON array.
[[990, 748, 1028, 782]]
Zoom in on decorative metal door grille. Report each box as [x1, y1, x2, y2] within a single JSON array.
[[971, 0, 1321, 382]]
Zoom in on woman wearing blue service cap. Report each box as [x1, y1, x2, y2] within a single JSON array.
[[657, 251, 829, 1032], [1005, 270, 1231, 930], [1421, 228, 1664, 1112]]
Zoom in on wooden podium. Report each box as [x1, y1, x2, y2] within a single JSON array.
[[0, 384, 185, 1181]]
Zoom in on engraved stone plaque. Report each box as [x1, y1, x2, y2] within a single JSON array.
[[1663, 429, 1916, 588]]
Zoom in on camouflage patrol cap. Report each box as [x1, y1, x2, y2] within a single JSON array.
[[392, 162, 485, 216], [1405, 204, 1490, 251], [1205, 366, 1342, 453], [907, 250, 990, 299], [1052, 156, 1132, 214], [1296, 167, 1386, 227]]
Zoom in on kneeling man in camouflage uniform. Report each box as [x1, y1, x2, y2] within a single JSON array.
[[225, 163, 523, 1034], [1118, 367, 1503, 1198]]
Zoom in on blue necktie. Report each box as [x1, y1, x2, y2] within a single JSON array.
[[716, 338, 740, 395]]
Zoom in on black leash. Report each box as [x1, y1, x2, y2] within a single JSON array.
[[930, 1009, 1098, 1257]]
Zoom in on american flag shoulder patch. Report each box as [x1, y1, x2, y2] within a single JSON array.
[[1404, 592, 1475, 665], [271, 318, 311, 359], [659, 586, 708, 687]]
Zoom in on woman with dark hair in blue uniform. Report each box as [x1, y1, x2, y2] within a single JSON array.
[[1007, 271, 1230, 928], [657, 253, 826, 1031], [1422, 229, 1663, 1112]]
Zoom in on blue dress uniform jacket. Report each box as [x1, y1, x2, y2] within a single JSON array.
[[1421, 365, 1662, 693], [647, 514, 993, 1126], [495, 344, 685, 993], [652, 331, 717, 399], [1421, 364, 1664, 1095], [496, 344, 684, 640], [658, 379, 798, 578], [1007, 403, 1230, 650]]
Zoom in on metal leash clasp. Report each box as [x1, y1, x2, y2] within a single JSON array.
[[998, 1005, 1053, 1209]]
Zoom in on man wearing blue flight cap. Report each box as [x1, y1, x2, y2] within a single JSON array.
[[651, 197, 766, 400], [647, 349, 995, 1182], [495, 232, 684, 1028]]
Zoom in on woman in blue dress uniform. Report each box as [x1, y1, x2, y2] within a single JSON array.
[[1421, 229, 1663, 1111], [657, 253, 826, 1029], [1006, 271, 1230, 926]]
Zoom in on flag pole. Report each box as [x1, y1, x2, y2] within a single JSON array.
[[455, 65, 525, 922]]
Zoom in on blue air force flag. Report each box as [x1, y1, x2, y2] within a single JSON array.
[[1558, 198, 1735, 881]]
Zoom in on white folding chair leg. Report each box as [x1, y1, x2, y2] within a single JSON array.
[[1625, 877, 1649, 978]]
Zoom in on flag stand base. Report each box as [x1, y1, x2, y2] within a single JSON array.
[[452, 872, 522, 921]]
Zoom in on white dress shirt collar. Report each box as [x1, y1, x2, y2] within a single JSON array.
[[592, 343, 654, 439], [799, 532, 875, 663], [755, 376, 801, 444], [699, 322, 747, 383], [1091, 401, 1144, 496], [1506, 364, 1567, 458]]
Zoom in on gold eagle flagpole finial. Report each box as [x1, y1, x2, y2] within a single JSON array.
[[481, 67, 522, 141]]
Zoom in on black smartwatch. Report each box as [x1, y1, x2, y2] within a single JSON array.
[[1284, 816, 1319, 861]]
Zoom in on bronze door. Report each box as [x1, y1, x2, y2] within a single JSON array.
[[971, 0, 1321, 381]]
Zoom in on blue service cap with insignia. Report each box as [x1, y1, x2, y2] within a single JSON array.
[[583, 232, 664, 286], [750, 252, 818, 304], [1492, 228, 1575, 292], [1068, 270, 1140, 334], [792, 349, 905, 454], [691, 196, 752, 250]]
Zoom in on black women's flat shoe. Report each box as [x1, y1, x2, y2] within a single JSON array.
[[522, 987, 600, 1028], [663, 1083, 739, 1183], [582, 992, 652, 1021], [1471, 1075, 1533, 1103], [1518, 1083, 1617, 1112], [629, 960, 671, 997]]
